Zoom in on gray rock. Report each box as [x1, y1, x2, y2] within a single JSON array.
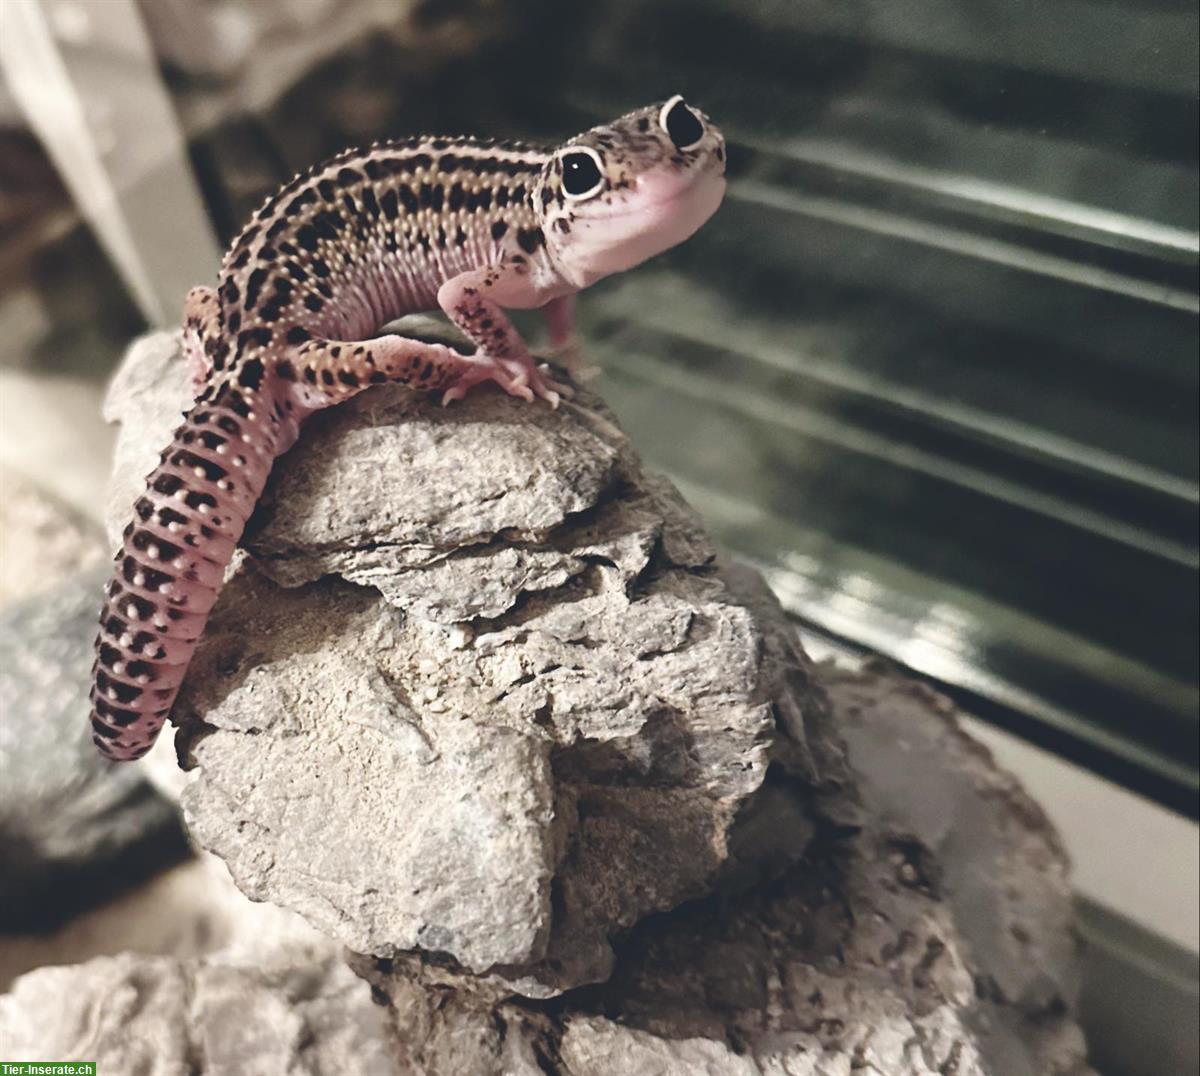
[[0, 467, 106, 607], [84, 329, 1090, 1074], [828, 662, 1082, 1019], [0, 568, 188, 931], [101, 326, 840, 992], [349, 662, 1093, 1076], [0, 945, 399, 1076]]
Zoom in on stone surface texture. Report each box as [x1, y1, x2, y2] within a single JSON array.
[[101, 325, 842, 992], [0, 943, 399, 1076], [0, 328, 1093, 1074], [0, 466, 106, 607], [0, 666, 1093, 1075]]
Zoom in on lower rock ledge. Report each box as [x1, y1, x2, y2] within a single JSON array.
[[0, 664, 1094, 1076], [354, 811, 1091, 1076]]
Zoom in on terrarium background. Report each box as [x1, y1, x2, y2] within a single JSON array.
[[0, 2, 1196, 1073]]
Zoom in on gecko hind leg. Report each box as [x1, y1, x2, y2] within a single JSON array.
[[282, 331, 551, 407], [182, 286, 221, 392]]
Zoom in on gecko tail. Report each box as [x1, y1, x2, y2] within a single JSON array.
[[89, 379, 292, 761]]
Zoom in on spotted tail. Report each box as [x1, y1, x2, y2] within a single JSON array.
[[89, 380, 299, 760]]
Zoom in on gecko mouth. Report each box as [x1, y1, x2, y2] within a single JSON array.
[[587, 160, 726, 222]]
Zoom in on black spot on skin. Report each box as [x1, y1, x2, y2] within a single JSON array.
[[221, 280, 240, 305], [554, 218, 571, 234], [337, 167, 363, 188], [310, 258, 331, 278], [285, 189, 318, 215], [230, 249, 251, 270], [134, 497, 154, 521], [226, 311, 242, 334], [152, 473, 183, 496], [338, 370, 359, 386], [380, 189, 399, 219], [318, 179, 336, 201], [398, 185, 419, 214], [258, 246, 278, 261], [496, 187, 509, 208], [160, 503, 193, 525], [517, 227, 544, 254], [122, 593, 157, 620], [216, 415, 241, 435], [304, 367, 317, 383], [413, 153, 432, 170], [276, 359, 297, 381], [455, 227, 467, 246], [330, 347, 342, 358], [361, 187, 380, 217], [437, 227, 446, 248], [304, 294, 324, 312], [364, 159, 383, 181], [286, 262, 309, 283], [297, 224, 319, 251], [185, 490, 217, 511], [237, 328, 272, 354], [244, 268, 269, 310], [491, 220, 508, 240], [98, 671, 144, 704], [173, 450, 227, 482], [321, 370, 334, 385], [439, 153, 458, 171], [448, 183, 464, 211], [370, 371, 387, 383], [237, 357, 265, 389], [91, 721, 119, 740], [287, 326, 311, 345], [132, 530, 178, 558], [313, 211, 340, 241], [637, 117, 650, 132], [228, 392, 251, 418]]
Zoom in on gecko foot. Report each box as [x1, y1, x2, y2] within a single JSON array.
[[442, 354, 570, 408]]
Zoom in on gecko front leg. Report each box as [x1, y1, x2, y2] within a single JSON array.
[[541, 293, 600, 381], [437, 261, 573, 406]]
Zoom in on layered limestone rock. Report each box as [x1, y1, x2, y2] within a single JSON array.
[[0, 666, 1093, 1075], [101, 324, 847, 994], [2, 327, 1094, 1074]]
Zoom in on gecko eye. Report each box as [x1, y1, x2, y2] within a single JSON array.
[[560, 147, 606, 200], [659, 95, 705, 151]]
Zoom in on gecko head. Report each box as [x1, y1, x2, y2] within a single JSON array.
[[536, 96, 726, 288]]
